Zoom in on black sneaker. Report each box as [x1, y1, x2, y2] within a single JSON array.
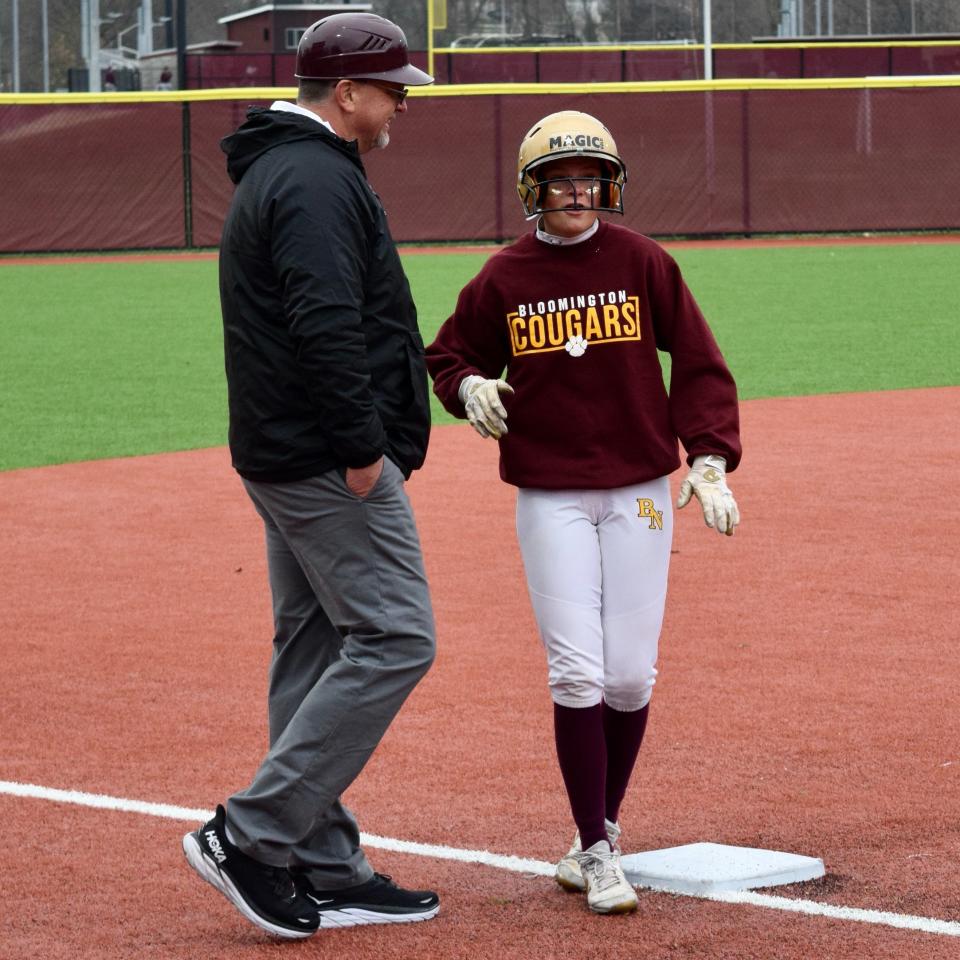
[[300, 872, 440, 928], [182, 805, 319, 939]]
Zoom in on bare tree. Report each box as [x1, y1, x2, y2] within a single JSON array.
[[789, 0, 960, 36], [595, 0, 697, 41], [578, 0, 602, 41], [377, 0, 428, 47], [2, 0, 958, 91], [0, 0, 258, 92]]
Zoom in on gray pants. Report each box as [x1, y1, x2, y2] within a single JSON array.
[[225, 458, 435, 889]]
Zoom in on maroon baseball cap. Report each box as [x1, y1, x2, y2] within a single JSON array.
[[295, 13, 433, 86]]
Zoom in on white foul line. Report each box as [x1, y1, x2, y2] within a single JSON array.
[[702, 889, 960, 938], [2, 779, 958, 939]]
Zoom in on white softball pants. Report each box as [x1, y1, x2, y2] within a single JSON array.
[[516, 477, 673, 712]]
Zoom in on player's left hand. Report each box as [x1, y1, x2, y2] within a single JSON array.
[[676, 455, 740, 536]]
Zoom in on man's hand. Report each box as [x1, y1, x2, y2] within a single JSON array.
[[346, 457, 384, 498], [459, 375, 515, 439], [676, 454, 740, 536]]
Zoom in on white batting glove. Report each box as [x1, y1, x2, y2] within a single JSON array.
[[676, 454, 740, 536], [459, 375, 515, 439]]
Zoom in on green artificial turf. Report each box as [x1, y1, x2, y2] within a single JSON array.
[[670, 243, 960, 399], [2, 260, 225, 471], [1, 242, 957, 471]]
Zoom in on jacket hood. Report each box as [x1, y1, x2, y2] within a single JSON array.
[[220, 106, 362, 184]]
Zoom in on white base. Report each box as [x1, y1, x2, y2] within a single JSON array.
[[621, 842, 825, 894]]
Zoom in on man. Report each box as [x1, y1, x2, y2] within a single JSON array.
[[182, 13, 439, 939]]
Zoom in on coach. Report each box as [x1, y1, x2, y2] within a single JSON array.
[[181, 13, 439, 939]]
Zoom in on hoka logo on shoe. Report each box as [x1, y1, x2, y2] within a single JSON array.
[[205, 830, 227, 863]]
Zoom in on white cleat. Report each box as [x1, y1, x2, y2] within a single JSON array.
[[577, 840, 638, 915], [555, 820, 622, 892]]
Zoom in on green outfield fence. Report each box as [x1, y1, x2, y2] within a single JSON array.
[[1, 77, 959, 252]]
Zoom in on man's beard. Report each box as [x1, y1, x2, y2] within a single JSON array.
[[374, 127, 390, 150]]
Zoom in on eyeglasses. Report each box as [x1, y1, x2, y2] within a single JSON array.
[[358, 80, 408, 105]]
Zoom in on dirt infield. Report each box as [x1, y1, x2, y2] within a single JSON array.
[[1, 387, 958, 959]]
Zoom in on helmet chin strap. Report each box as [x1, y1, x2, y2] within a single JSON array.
[[536, 217, 599, 246]]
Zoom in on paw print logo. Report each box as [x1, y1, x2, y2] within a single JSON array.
[[565, 335, 588, 358]]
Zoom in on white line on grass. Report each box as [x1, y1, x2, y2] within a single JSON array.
[[2, 779, 958, 939]]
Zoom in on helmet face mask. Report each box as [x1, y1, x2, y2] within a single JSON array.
[[296, 13, 433, 86], [535, 160, 620, 214], [517, 112, 627, 220]]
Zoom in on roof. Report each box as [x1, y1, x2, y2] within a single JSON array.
[[218, 3, 372, 25], [140, 41, 242, 59]]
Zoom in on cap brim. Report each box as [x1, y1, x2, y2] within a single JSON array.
[[363, 63, 434, 86]]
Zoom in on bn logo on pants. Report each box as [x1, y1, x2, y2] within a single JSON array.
[[636, 498, 663, 530]]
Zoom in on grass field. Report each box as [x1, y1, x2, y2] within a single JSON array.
[[2, 242, 958, 472]]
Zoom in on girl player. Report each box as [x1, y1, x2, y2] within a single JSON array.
[[426, 111, 741, 914]]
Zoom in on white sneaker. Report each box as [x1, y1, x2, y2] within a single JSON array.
[[554, 820, 622, 892], [577, 840, 638, 915]]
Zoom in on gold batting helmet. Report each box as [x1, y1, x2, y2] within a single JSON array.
[[517, 111, 626, 219]]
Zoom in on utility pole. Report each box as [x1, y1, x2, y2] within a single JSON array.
[[703, 0, 712, 80], [141, 0, 154, 55], [176, 0, 186, 89], [87, 0, 101, 91], [12, 0, 19, 92], [778, 0, 790, 37], [42, 0, 50, 91]]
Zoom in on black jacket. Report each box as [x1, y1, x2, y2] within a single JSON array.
[[219, 107, 430, 482]]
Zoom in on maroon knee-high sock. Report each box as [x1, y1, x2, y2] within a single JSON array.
[[553, 702, 608, 850], [602, 702, 650, 824]]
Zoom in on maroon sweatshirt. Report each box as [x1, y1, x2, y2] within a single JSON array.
[[426, 221, 741, 490]]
